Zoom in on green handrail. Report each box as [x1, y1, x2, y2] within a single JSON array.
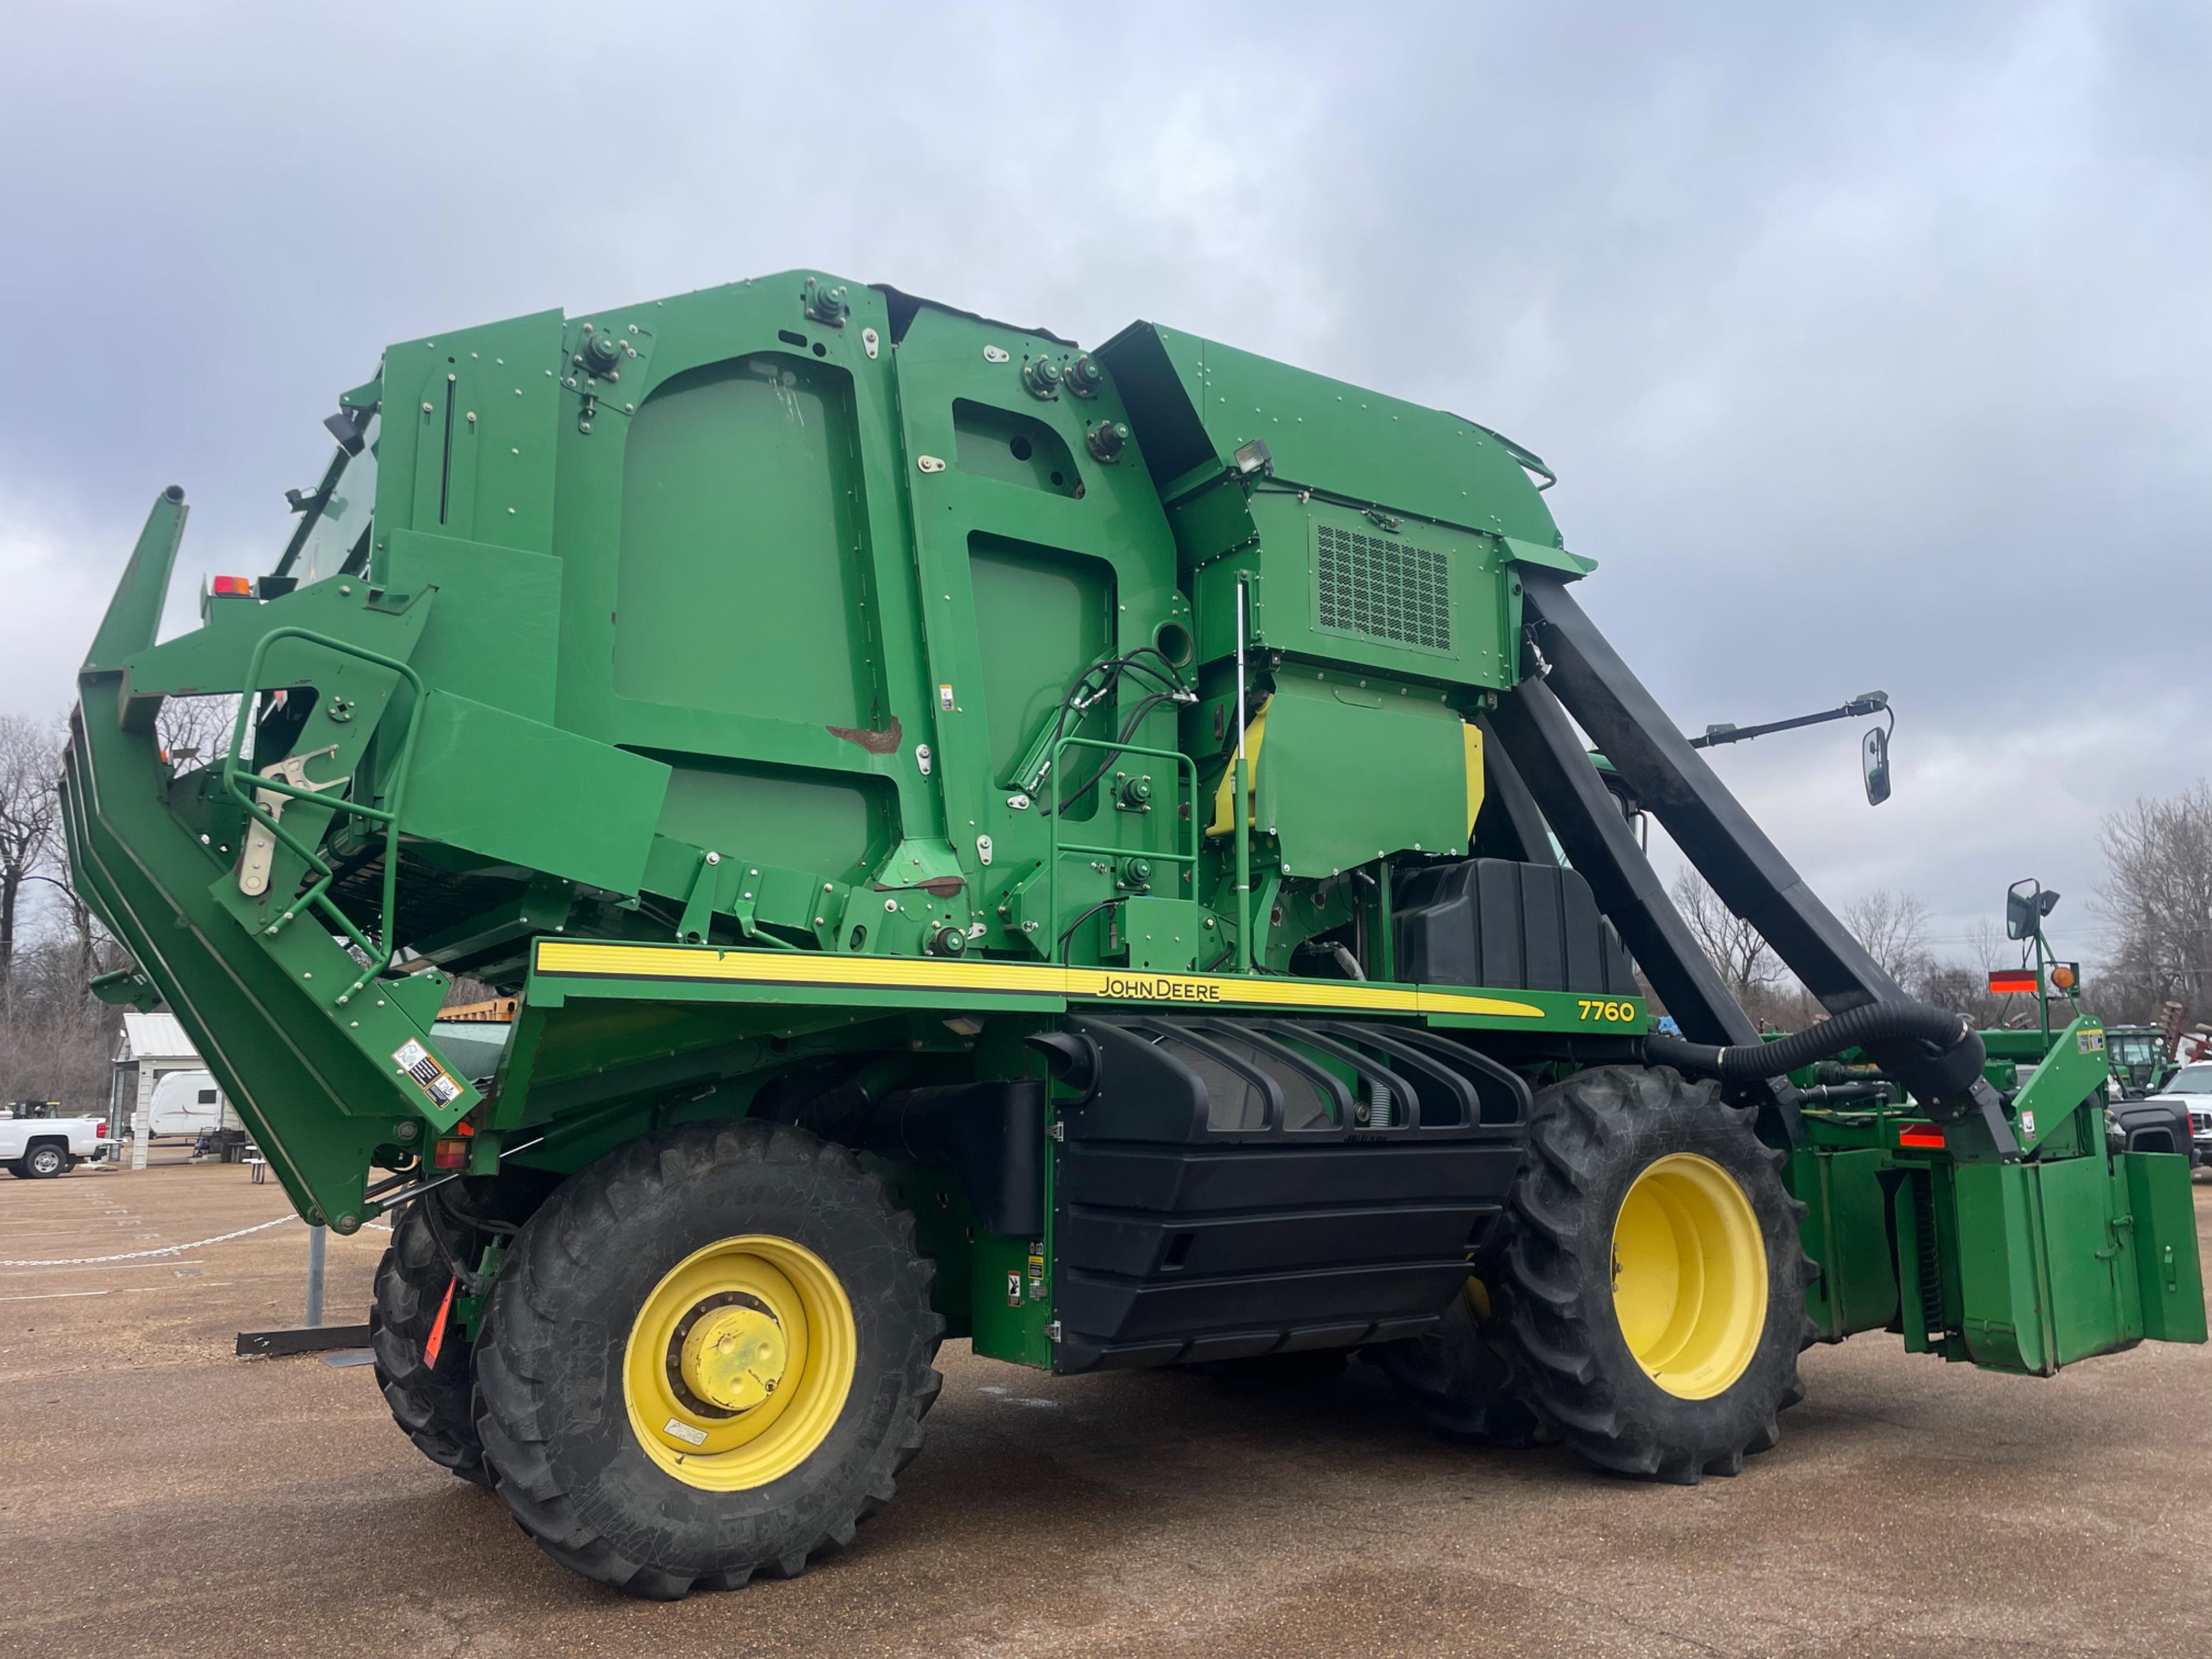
[[1045, 734, 1197, 965], [220, 626, 426, 1006]]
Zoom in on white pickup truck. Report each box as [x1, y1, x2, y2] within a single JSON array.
[[0, 1107, 111, 1179]]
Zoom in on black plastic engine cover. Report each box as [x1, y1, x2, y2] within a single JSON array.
[[1048, 1014, 1529, 1373], [1394, 857, 1637, 995]]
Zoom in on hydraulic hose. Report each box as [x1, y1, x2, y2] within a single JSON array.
[[1643, 1000, 1980, 1088]]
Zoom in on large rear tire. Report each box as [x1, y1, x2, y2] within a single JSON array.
[[1493, 1065, 1814, 1483], [474, 1120, 943, 1599]]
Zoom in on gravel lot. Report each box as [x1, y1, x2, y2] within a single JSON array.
[[2, 1161, 2206, 1659]]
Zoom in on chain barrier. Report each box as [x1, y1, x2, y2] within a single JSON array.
[[1, 1211, 391, 1267]]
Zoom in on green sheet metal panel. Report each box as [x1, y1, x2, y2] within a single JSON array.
[[543, 276, 942, 861], [651, 759, 892, 891], [614, 353, 882, 727], [373, 309, 565, 560], [2125, 1152, 2208, 1343], [2035, 1153, 2138, 1366], [968, 535, 1116, 793], [887, 300, 1187, 957], [1252, 672, 1469, 877], [1953, 1153, 2153, 1374], [381, 529, 561, 724], [1113, 324, 1563, 547], [1952, 1161, 2050, 1373], [1791, 1148, 1899, 1339], [400, 690, 671, 896], [1237, 493, 1522, 690]]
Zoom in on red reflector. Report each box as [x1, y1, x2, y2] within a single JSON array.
[[211, 575, 254, 596], [431, 1138, 468, 1170], [1987, 971, 2039, 995], [1898, 1126, 1946, 1149]]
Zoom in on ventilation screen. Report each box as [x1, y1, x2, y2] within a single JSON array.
[[1314, 524, 1450, 652]]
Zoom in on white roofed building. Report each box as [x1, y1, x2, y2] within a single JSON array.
[[112, 1011, 202, 1127]]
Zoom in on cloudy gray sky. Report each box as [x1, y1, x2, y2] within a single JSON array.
[[5, 1, 2206, 973]]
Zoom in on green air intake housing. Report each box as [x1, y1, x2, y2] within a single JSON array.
[[1097, 321, 1594, 689]]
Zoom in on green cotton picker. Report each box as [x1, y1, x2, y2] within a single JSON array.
[[63, 271, 2204, 1597]]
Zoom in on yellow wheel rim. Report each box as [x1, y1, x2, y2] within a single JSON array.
[[1610, 1153, 1767, 1400], [623, 1234, 857, 1491]]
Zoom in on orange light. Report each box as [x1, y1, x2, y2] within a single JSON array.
[[431, 1138, 468, 1171], [1987, 970, 2039, 996], [211, 575, 253, 596], [2050, 964, 2077, 991]]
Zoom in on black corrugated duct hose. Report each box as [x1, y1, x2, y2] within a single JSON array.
[[1644, 1001, 1981, 1087]]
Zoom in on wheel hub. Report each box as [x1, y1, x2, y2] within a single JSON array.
[[678, 1302, 788, 1413], [623, 1232, 858, 1491], [1611, 1152, 1768, 1400]]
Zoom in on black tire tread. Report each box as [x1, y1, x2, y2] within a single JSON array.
[[1492, 1065, 1818, 1485], [370, 1197, 493, 1487], [1362, 1289, 1541, 1446], [474, 1119, 944, 1600]]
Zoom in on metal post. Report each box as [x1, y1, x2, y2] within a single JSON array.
[[304, 1224, 327, 1328], [1376, 859, 1393, 982], [2034, 929, 2052, 1051], [1233, 578, 1252, 973], [128, 1066, 149, 1171]]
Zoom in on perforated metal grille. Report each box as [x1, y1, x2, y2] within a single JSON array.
[[1314, 524, 1450, 652]]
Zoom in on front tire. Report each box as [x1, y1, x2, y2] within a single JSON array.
[[21, 1143, 67, 1179], [474, 1120, 943, 1599], [1493, 1065, 1813, 1483], [370, 1183, 520, 1487]]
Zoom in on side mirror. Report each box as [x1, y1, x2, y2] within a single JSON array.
[[2006, 878, 2052, 941], [1861, 725, 1891, 806]]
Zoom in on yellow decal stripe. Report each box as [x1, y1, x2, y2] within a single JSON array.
[[532, 940, 1546, 1020]]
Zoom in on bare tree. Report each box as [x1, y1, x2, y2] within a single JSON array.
[[157, 692, 245, 770], [1841, 888, 1931, 988], [2094, 782, 2212, 1024], [35, 800, 106, 996], [1669, 866, 1779, 1002], [0, 715, 60, 996]]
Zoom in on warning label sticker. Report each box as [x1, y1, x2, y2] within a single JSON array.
[[2077, 1029, 2105, 1054], [392, 1037, 463, 1108]]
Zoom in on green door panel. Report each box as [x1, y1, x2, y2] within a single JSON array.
[[615, 354, 881, 727], [1252, 671, 1470, 877], [2035, 1153, 2135, 1367], [968, 535, 1115, 791], [2125, 1152, 2209, 1343]]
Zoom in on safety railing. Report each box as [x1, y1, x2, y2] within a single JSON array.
[[219, 627, 425, 1007], [1045, 734, 1197, 965]]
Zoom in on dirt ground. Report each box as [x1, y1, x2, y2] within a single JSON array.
[[1, 1161, 2206, 1659]]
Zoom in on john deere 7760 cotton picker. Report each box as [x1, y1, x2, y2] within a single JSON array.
[[64, 272, 2204, 1598]]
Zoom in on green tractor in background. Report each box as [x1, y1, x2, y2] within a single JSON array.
[[65, 272, 2205, 1597]]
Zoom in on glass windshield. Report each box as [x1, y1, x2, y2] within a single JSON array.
[[2167, 1065, 2212, 1095], [282, 412, 380, 586]]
